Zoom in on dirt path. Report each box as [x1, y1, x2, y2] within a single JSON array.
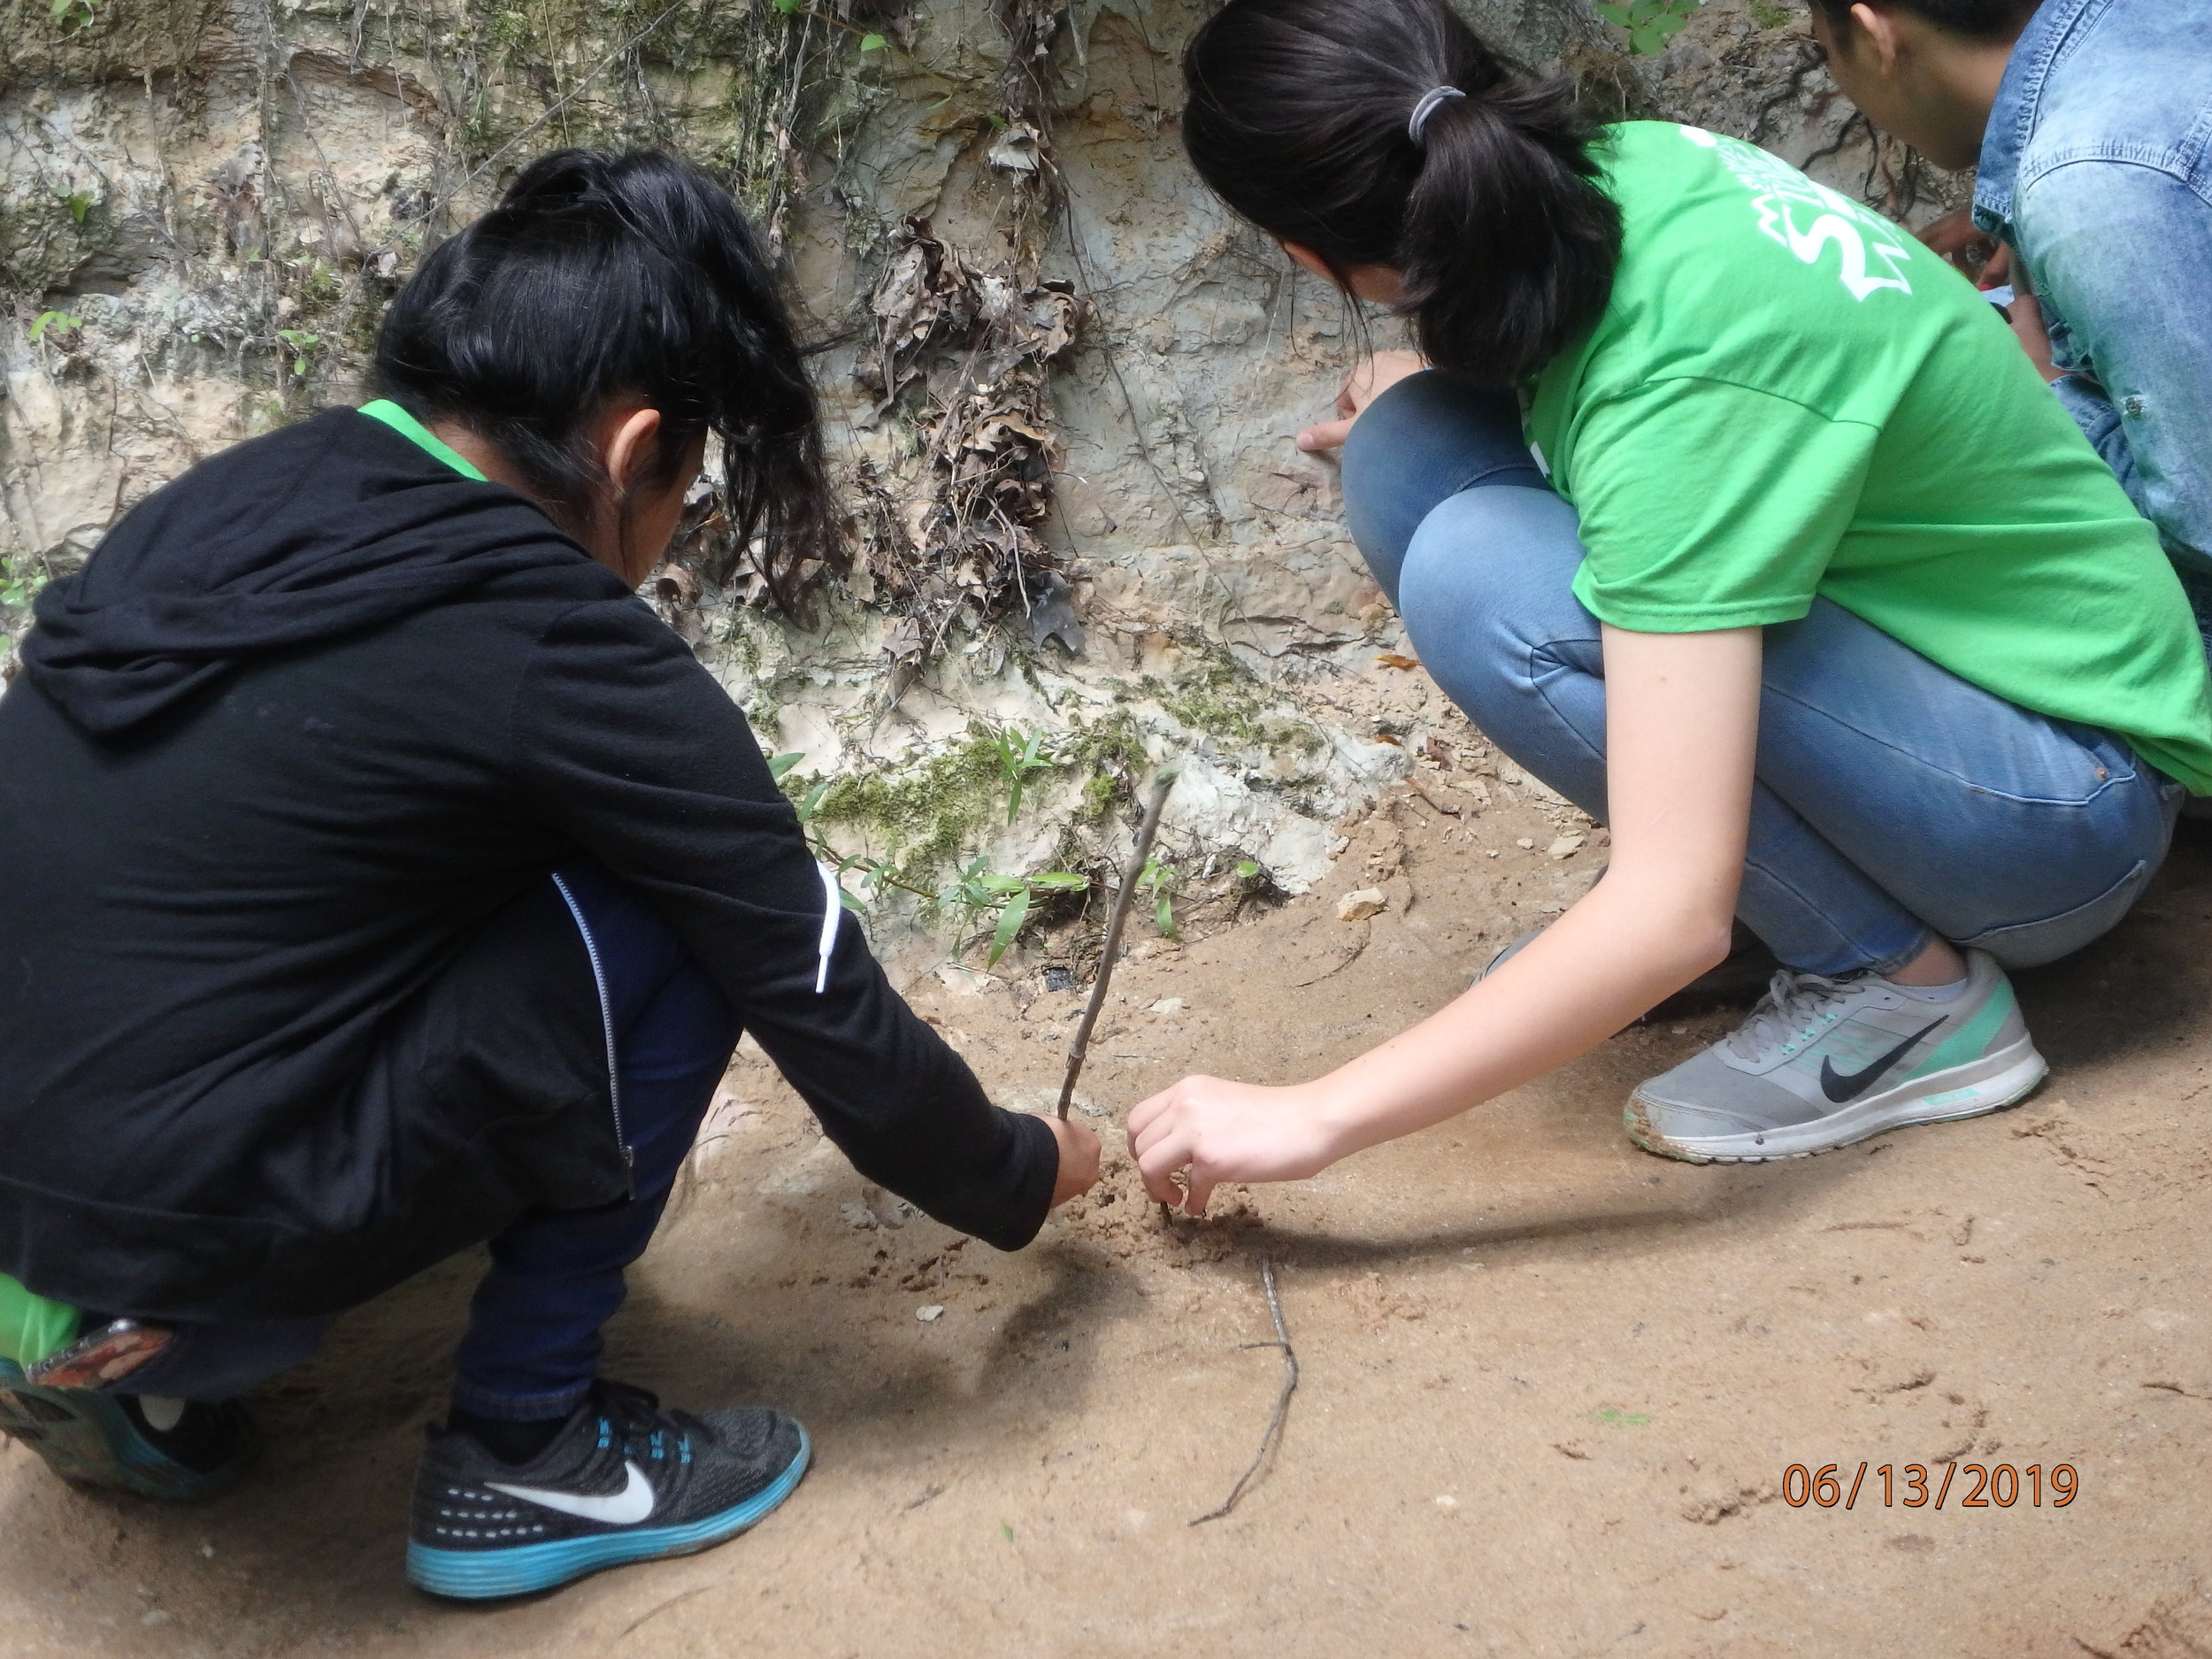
[[6, 794, 2211, 1659]]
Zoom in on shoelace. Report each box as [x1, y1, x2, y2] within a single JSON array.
[[1724, 968, 1865, 1064], [589, 1380, 698, 1471]]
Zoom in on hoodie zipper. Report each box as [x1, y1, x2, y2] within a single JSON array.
[[549, 873, 636, 1201]]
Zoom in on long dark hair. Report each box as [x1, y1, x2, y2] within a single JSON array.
[[1182, 0, 1622, 385], [374, 150, 833, 596]]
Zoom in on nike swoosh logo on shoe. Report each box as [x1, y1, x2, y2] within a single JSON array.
[[1818, 1016, 1948, 1103], [488, 1460, 656, 1525]]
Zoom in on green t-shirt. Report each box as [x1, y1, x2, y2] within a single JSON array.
[[1525, 121, 2212, 794]]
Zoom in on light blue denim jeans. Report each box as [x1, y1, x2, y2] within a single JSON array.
[[1341, 373, 2184, 979], [1972, 0, 2212, 586]]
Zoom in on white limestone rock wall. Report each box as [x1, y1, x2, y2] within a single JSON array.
[[0, 0, 1961, 942]]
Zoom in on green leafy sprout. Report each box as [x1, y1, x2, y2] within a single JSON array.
[[276, 329, 319, 377], [49, 0, 96, 29], [1, 554, 47, 612], [1596, 0, 1701, 53], [1136, 855, 1179, 941], [995, 725, 1059, 825], [27, 311, 81, 345]]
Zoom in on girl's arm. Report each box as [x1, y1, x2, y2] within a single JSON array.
[[1128, 624, 1762, 1213], [514, 597, 1099, 1246]]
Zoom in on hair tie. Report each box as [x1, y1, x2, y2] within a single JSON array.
[[1407, 85, 1467, 147]]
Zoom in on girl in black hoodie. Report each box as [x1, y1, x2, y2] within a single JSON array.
[[0, 150, 1099, 1598]]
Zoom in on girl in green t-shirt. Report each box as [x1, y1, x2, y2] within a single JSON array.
[[1127, 0, 2207, 1210]]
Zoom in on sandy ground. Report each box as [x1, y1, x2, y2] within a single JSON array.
[[5, 780, 2212, 1659]]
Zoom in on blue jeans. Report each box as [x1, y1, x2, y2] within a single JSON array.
[[115, 864, 735, 1418], [1972, 0, 2212, 578], [1342, 373, 2184, 979]]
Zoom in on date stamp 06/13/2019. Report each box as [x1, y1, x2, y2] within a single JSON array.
[[1781, 1462, 2078, 1510]]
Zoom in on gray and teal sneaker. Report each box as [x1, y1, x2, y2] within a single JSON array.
[[1626, 949, 2045, 1163], [0, 1359, 259, 1502], [407, 1381, 810, 1600]]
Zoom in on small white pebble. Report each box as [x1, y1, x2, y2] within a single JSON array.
[[199, 1544, 216, 1559], [1515, 837, 1535, 850], [1433, 1494, 1459, 1510], [917, 1304, 946, 1323], [1547, 833, 1587, 860], [1147, 997, 1187, 1016]]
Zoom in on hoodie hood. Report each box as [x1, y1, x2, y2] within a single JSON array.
[[21, 408, 591, 737]]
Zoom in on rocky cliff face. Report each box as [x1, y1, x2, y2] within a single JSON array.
[[0, 0, 1960, 951]]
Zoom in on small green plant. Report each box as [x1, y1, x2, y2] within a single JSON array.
[[995, 725, 1057, 825], [1745, 0, 1792, 27], [60, 191, 93, 226], [276, 329, 319, 376], [49, 0, 96, 28], [859, 32, 886, 50], [1597, 0, 1701, 52], [943, 858, 1090, 966], [1136, 855, 1179, 941], [27, 310, 81, 344], [1, 554, 47, 611]]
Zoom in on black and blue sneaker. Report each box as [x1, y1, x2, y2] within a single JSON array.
[[0, 1358, 259, 1502], [407, 1381, 810, 1600]]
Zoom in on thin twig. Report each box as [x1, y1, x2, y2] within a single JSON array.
[[1054, 766, 1175, 1120], [1190, 1259, 1298, 1525]]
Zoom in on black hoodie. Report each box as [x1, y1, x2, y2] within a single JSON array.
[[0, 408, 1055, 1321]]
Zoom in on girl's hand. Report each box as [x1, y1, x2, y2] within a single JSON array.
[[1916, 205, 2001, 280], [1045, 1114, 1102, 1207], [1296, 349, 1427, 452], [1126, 1075, 1341, 1216]]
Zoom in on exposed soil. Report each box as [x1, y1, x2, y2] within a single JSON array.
[[6, 792, 2212, 1659]]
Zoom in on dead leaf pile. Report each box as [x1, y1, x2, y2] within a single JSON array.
[[852, 216, 1086, 676]]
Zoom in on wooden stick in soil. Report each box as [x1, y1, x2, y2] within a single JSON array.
[[1055, 766, 1176, 1121]]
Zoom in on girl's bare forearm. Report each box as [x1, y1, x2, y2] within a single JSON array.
[[1308, 876, 1736, 1159]]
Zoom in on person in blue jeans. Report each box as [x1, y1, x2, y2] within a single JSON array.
[[1810, 0, 2212, 639], [1127, 0, 2212, 1214], [0, 150, 1100, 1599]]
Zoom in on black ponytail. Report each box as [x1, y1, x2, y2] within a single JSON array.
[[1182, 0, 1622, 386], [374, 150, 834, 601]]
